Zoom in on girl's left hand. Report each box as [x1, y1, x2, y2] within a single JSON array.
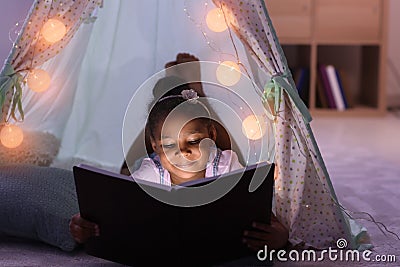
[[243, 215, 289, 251]]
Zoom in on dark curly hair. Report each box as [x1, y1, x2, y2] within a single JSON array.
[[146, 77, 211, 140]]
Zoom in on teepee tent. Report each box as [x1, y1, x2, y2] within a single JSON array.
[[0, 0, 371, 250]]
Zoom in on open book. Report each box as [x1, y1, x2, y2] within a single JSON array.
[[73, 162, 274, 266]]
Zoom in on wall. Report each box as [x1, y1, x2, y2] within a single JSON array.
[[0, 0, 32, 66]]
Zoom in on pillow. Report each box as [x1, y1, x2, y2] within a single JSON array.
[[0, 165, 79, 251], [0, 131, 60, 166]]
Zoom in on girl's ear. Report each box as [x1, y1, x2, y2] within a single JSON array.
[[209, 123, 217, 142], [150, 136, 158, 152]]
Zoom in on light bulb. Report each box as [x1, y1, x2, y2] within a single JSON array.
[[27, 69, 51, 92], [242, 115, 267, 140], [216, 61, 241, 86], [41, 18, 66, 43], [206, 8, 228, 32], [0, 124, 24, 148]]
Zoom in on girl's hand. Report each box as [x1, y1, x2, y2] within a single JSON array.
[[69, 213, 100, 244], [243, 214, 289, 251]]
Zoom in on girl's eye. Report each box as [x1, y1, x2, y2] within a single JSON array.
[[188, 139, 201, 145], [162, 144, 175, 149]]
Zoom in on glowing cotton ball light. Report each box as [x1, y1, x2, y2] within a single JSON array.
[[206, 8, 228, 32], [0, 124, 24, 148], [27, 69, 51, 92], [41, 18, 66, 43], [242, 115, 267, 140], [216, 61, 241, 86]]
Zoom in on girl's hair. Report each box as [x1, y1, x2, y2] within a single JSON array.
[[147, 79, 211, 139]]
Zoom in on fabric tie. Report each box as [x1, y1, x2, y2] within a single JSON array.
[[263, 73, 312, 123], [0, 64, 24, 122]]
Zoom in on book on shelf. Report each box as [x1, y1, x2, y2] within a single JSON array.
[[298, 67, 310, 107], [318, 64, 336, 109], [326, 65, 346, 111], [292, 67, 310, 107], [335, 69, 352, 109], [317, 64, 351, 110], [316, 71, 329, 108]]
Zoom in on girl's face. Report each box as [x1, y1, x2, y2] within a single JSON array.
[[150, 114, 217, 184]]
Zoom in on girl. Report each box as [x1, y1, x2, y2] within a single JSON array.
[[70, 83, 288, 253], [134, 88, 243, 186]]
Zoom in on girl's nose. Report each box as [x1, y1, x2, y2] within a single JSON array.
[[175, 146, 191, 157]]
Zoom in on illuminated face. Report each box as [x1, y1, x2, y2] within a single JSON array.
[[151, 114, 217, 184]]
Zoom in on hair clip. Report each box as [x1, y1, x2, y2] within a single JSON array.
[[157, 89, 199, 103], [181, 89, 199, 101], [156, 89, 211, 116]]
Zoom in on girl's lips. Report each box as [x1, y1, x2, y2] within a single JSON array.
[[174, 161, 196, 169]]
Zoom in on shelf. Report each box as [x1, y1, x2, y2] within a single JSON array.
[[282, 45, 311, 68], [267, 0, 312, 40], [279, 38, 312, 45], [311, 106, 386, 117], [266, 0, 388, 117], [315, 45, 381, 110], [282, 45, 311, 107], [314, 0, 382, 42], [313, 40, 382, 46]]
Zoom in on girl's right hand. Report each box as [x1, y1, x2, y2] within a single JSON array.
[[69, 213, 100, 244]]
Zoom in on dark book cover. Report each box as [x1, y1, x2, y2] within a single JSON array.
[[316, 71, 329, 108], [335, 69, 349, 108], [318, 64, 336, 109], [296, 67, 310, 107], [73, 162, 275, 266]]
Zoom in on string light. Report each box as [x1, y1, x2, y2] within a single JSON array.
[[206, 8, 228, 32], [8, 19, 24, 45], [183, 0, 233, 59], [242, 114, 267, 140], [27, 69, 51, 92], [0, 124, 24, 149], [183, 1, 250, 83], [216, 61, 241, 86], [184, 0, 271, 157], [41, 18, 66, 43]]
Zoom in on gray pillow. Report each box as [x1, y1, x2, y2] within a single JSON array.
[[0, 165, 79, 251]]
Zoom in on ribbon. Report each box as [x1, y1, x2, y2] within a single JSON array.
[[0, 64, 24, 122], [263, 73, 312, 123]]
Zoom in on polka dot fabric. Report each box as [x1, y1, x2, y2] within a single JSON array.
[[11, 0, 102, 73], [274, 95, 350, 249], [213, 0, 285, 76], [213, 0, 358, 249]]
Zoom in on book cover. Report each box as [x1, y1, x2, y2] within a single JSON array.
[[73, 163, 275, 266], [335, 69, 350, 109], [326, 65, 346, 111], [318, 64, 336, 109], [292, 67, 301, 89], [316, 71, 329, 108], [296, 67, 310, 107]]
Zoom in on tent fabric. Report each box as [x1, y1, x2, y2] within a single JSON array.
[[213, 0, 370, 249], [8, 0, 100, 73], [1, 0, 101, 121], [0, 22, 95, 166], [0, 0, 371, 250], [0, 0, 100, 165], [51, 0, 252, 172]]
